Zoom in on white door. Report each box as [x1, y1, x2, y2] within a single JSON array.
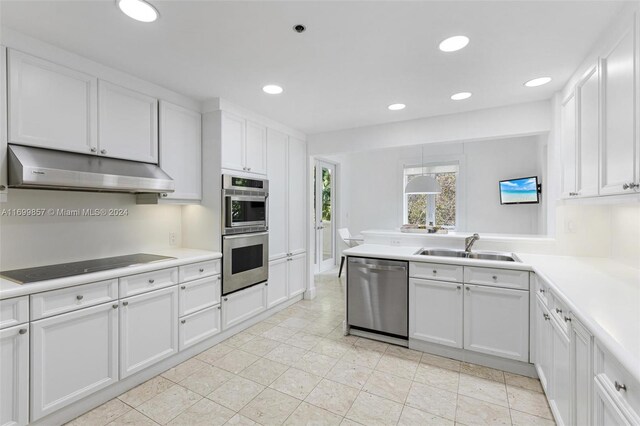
[[159, 101, 202, 200], [551, 319, 571, 426], [314, 160, 336, 272], [535, 296, 553, 392], [266, 128, 288, 260], [576, 64, 600, 197], [8, 50, 97, 155], [221, 284, 267, 330], [1, 46, 8, 201], [267, 257, 288, 308], [288, 253, 307, 298], [463, 284, 529, 362], [561, 92, 577, 198], [120, 286, 178, 379], [600, 18, 638, 195], [98, 80, 158, 163], [245, 121, 267, 175], [0, 324, 29, 426], [288, 137, 307, 256], [221, 112, 245, 173], [31, 303, 118, 421], [409, 278, 463, 348], [571, 318, 593, 426]]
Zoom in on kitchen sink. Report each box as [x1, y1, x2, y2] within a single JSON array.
[[417, 249, 519, 262]]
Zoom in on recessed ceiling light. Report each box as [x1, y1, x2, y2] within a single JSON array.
[[439, 36, 469, 52], [262, 85, 284, 95], [524, 77, 552, 87], [388, 103, 406, 111], [117, 0, 158, 23], [451, 92, 472, 101]]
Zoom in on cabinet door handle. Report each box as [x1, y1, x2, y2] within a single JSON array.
[[90, 147, 97, 153], [148, 279, 155, 284], [555, 308, 562, 314], [76, 295, 84, 301], [624, 183, 640, 190], [539, 289, 545, 294], [543, 313, 550, 321], [112, 304, 118, 309], [181, 319, 186, 324], [465, 286, 470, 291], [223, 297, 228, 301], [122, 301, 129, 306], [432, 270, 437, 274], [18, 328, 27, 335], [564, 316, 571, 323], [100, 149, 107, 155], [199, 268, 205, 273], [615, 381, 627, 392], [181, 285, 186, 290], [217, 306, 221, 310], [457, 285, 461, 290], [265, 283, 268, 286], [492, 275, 498, 280]]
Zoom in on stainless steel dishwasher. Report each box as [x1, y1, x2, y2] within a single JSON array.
[[347, 257, 409, 339]]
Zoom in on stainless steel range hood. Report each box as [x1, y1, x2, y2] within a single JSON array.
[[8, 145, 174, 194]]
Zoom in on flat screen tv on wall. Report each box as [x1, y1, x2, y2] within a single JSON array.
[[499, 176, 540, 205]]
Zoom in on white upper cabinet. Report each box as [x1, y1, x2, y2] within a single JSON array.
[[98, 81, 158, 163], [288, 136, 307, 256], [245, 121, 267, 175], [7, 49, 97, 155], [561, 92, 577, 198], [220, 112, 267, 175], [576, 64, 600, 197], [0, 324, 29, 426], [600, 15, 638, 195], [159, 101, 202, 201], [221, 112, 245, 172], [267, 129, 289, 260], [1, 46, 8, 202]]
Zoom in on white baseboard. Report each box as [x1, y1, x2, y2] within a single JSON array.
[[304, 287, 317, 300]]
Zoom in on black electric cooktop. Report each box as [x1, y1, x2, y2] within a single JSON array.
[[0, 253, 176, 284]]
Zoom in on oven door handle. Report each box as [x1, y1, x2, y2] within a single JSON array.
[[227, 195, 267, 202], [223, 231, 269, 239]]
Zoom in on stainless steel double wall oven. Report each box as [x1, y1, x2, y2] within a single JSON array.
[[221, 175, 269, 295]]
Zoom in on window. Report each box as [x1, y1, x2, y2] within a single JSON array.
[[403, 163, 458, 228]]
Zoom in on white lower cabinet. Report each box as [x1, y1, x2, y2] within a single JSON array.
[[267, 257, 288, 308], [179, 275, 221, 317], [221, 284, 267, 330], [31, 303, 118, 420], [571, 317, 593, 426], [409, 278, 462, 348], [550, 317, 571, 426], [0, 324, 29, 426], [288, 253, 306, 298], [119, 286, 178, 379], [179, 305, 221, 351], [463, 284, 529, 362], [535, 295, 553, 392], [594, 379, 633, 426]]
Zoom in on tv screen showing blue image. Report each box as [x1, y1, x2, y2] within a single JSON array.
[[499, 176, 539, 205]]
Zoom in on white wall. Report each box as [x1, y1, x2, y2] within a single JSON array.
[[0, 190, 182, 270], [328, 135, 545, 238]]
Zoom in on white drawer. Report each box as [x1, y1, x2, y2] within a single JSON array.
[[179, 275, 221, 317], [119, 267, 178, 297], [550, 293, 571, 335], [410, 262, 463, 283], [533, 274, 551, 306], [0, 296, 29, 329], [31, 280, 118, 320], [179, 260, 221, 283], [464, 266, 529, 290], [595, 342, 640, 415], [179, 305, 221, 351]]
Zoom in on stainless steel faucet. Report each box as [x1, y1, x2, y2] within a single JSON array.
[[465, 233, 480, 253]]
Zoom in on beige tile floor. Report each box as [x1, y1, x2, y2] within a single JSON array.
[[67, 270, 555, 426]]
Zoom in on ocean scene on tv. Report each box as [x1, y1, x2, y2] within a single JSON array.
[[500, 177, 538, 204]]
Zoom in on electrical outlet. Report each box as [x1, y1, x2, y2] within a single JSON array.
[[169, 232, 177, 247], [390, 239, 402, 246]]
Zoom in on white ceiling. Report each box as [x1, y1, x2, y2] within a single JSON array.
[[0, 1, 627, 134]]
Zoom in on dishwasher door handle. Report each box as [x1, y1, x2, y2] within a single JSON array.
[[353, 263, 407, 272]]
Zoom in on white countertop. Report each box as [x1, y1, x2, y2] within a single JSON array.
[[0, 248, 222, 300], [344, 244, 640, 383]]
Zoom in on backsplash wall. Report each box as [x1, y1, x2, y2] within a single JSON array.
[[0, 189, 182, 270]]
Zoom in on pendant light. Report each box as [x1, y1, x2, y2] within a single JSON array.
[[405, 146, 442, 194]]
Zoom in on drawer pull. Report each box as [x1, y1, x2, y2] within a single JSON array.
[[181, 286, 186, 290], [265, 283, 269, 286], [223, 297, 228, 301], [457, 285, 461, 289], [615, 381, 627, 392], [543, 313, 550, 321], [112, 304, 118, 309], [465, 286, 470, 291], [564, 316, 571, 323], [148, 279, 155, 284], [492, 275, 498, 280], [76, 295, 84, 301], [18, 328, 27, 335], [122, 301, 129, 306], [539, 289, 545, 294], [181, 319, 186, 324], [199, 268, 205, 273], [432, 270, 437, 274], [555, 308, 562, 314]]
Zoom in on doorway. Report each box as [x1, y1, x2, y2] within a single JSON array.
[[314, 160, 336, 273]]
